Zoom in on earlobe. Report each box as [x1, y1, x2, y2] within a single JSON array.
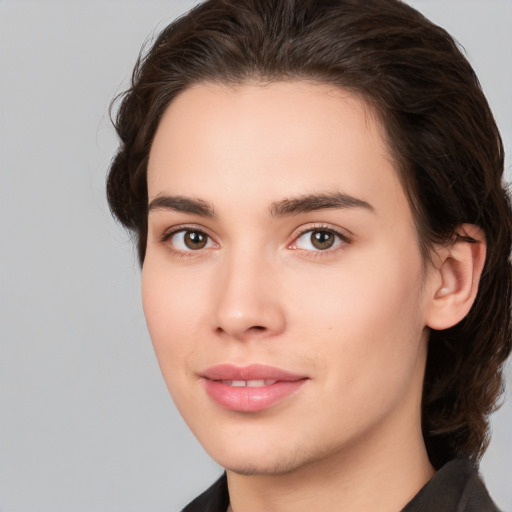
[[425, 224, 486, 330]]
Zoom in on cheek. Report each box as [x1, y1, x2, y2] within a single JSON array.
[[142, 253, 210, 327], [293, 242, 423, 329], [292, 246, 426, 391], [141, 261, 205, 380]]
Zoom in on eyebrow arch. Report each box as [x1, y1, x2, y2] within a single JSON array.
[[270, 191, 374, 217], [148, 195, 215, 217]]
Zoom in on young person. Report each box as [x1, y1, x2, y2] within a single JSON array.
[[107, 0, 512, 510]]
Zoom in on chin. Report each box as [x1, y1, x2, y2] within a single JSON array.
[[222, 455, 307, 477], [208, 436, 329, 477]]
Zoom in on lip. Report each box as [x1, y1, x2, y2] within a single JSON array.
[[201, 364, 308, 413]]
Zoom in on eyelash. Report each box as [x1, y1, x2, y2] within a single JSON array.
[[289, 225, 350, 255], [160, 225, 218, 257], [159, 224, 350, 257]]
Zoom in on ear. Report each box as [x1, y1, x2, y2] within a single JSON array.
[[425, 224, 486, 330]]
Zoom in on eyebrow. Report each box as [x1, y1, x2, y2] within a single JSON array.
[[270, 191, 374, 217], [147, 191, 374, 218], [148, 195, 215, 217]]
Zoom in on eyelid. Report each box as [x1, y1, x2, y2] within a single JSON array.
[[157, 222, 350, 255], [159, 224, 219, 254], [160, 223, 214, 241], [288, 223, 351, 252]]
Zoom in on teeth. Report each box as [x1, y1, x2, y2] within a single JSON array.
[[247, 380, 266, 387], [221, 379, 278, 387]]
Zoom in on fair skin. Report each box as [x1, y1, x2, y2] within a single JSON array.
[[142, 82, 485, 512]]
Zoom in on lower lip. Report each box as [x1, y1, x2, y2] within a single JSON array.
[[203, 379, 307, 412]]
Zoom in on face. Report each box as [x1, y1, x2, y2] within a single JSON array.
[[143, 82, 434, 476]]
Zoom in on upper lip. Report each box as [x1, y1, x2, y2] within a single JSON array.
[[201, 364, 307, 382]]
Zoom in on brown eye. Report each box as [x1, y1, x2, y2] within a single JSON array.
[[292, 228, 346, 252], [310, 230, 335, 250], [184, 231, 208, 249], [168, 229, 213, 251]]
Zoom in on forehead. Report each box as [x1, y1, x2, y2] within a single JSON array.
[[147, 81, 407, 220]]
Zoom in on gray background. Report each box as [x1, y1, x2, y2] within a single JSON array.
[[0, 1, 510, 511]]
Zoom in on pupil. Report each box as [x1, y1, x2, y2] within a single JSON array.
[[185, 231, 207, 249], [312, 230, 334, 250]]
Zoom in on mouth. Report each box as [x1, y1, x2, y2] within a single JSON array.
[[200, 364, 308, 413], [218, 379, 278, 387]]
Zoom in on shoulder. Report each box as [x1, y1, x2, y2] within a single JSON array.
[[181, 473, 229, 512], [402, 459, 501, 512]]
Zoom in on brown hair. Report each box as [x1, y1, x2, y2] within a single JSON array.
[[107, 0, 512, 468]]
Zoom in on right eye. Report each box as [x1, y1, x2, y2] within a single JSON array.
[[166, 229, 215, 252]]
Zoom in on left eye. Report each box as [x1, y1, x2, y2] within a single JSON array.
[[292, 229, 345, 251]]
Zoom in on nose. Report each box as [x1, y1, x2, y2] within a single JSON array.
[[211, 250, 286, 341]]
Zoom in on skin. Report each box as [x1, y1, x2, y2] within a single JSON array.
[[142, 82, 484, 512]]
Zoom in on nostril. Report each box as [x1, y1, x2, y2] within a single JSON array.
[[214, 325, 266, 339]]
